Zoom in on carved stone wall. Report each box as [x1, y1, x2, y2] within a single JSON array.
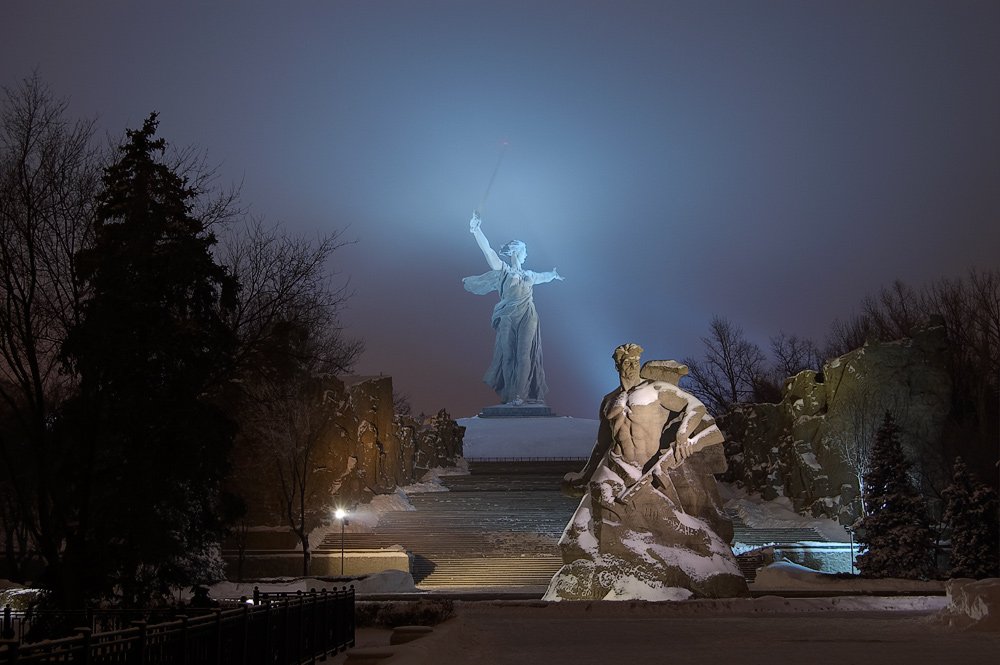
[[720, 324, 952, 523], [227, 375, 464, 530]]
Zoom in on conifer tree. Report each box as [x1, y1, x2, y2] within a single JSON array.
[[855, 412, 935, 579], [942, 457, 999, 579], [59, 113, 238, 606]]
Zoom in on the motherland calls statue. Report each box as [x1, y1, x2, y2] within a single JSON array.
[[462, 212, 563, 405], [545, 343, 749, 601]]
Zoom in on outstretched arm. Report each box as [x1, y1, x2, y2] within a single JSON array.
[[532, 268, 564, 284], [470, 212, 503, 271]]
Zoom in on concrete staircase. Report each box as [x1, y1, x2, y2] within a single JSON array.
[[728, 512, 828, 582], [318, 461, 579, 588], [318, 461, 836, 588]]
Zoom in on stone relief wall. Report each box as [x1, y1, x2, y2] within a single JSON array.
[[720, 324, 952, 524], [228, 375, 464, 531]]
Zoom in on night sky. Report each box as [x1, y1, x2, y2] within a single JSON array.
[[4, 1, 999, 419]]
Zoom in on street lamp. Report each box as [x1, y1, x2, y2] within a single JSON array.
[[844, 523, 857, 574], [334, 508, 348, 576]]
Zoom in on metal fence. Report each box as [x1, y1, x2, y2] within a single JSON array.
[[0, 587, 354, 664]]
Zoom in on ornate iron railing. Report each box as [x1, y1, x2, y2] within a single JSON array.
[[0, 587, 354, 664]]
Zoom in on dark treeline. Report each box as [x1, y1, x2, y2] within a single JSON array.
[[683, 272, 1000, 579], [686, 273, 998, 413], [684, 272, 999, 472], [0, 75, 360, 611]]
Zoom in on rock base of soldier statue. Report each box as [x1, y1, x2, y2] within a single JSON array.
[[478, 402, 555, 418], [544, 465, 749, 601]]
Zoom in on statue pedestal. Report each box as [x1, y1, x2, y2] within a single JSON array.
[[478, 403, 556, 418], [458, 414, 598, 459]]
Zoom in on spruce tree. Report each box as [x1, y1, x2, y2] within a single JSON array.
[[942, 457, 1000, 579], [855, 412, 935, 579], [60, 113, 238, 606]]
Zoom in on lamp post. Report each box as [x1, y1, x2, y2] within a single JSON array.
[[844, 523, 857, 574], [334, 508, 348, 576]]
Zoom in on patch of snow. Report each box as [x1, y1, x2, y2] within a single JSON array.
[[721, 483, 850, 542], [752, 560, 828, 586], [400, 460, 470, 494], [940, 578, 1000, 631], [602, 578, 693, 601], [309, 489, 415, 548], [400, 480, 450, 494], [422, 457, 470, 478], [799, 451, 823, 471], [618, 527, 741, 580], [731, 541, 777, 556], [752, 561, 946, 595], [621, 383, 661, 407], [0, 586, 40, 610]]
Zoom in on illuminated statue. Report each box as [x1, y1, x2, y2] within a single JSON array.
[[462, 212, 563, 405], [546, 343, 748, 601]]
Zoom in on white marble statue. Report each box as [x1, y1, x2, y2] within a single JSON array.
[[462, 212, 563, 405]]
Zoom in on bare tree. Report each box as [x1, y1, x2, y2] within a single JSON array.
[[828, 385, 908, 516], [861, 279, 926, 341], [827, 271, 999, 474], [246, 371, 337, 576], [684, 316, 769, 413], [770, 332, 821, 379], [393, 390, 413, 416], [824, 313, 876, 359], [220, 217, 363, 376], [0, 74, 100, 583], [221, 218, 363, 573]]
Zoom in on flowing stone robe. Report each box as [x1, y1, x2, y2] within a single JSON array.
[[463, 264, 547, 403]]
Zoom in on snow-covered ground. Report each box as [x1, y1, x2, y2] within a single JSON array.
[[458, 416, 598, 459], [751, 561, 944, 594], [719, 482, 850, 542], [340, 593, 1000, 665]]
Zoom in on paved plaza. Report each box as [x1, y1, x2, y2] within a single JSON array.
[[345, 599, 1000, 665]]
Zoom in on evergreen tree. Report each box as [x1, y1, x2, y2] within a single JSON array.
[[942, 457, 1000, 579], [60, 113, 238, 606], [855, 412, 935, 579]]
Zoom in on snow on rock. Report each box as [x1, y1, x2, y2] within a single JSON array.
[[720, 483, 850, 542], [423, 457, 470, 477], [405, 457, 471, 493], [602, 578, 693, 602], [0, 584, 39, 610], [308, 459, 467, 547], [940, 578, 1000, 631], [751, 561, 946, 595], [308, 489, 415, 549], [752, 561, 840, 590], [546, 484, 748, 602]]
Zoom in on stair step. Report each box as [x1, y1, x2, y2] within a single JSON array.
[[323, 464, 833, 588]]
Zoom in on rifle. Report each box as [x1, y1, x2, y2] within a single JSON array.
[[615, 422, 724, 504]]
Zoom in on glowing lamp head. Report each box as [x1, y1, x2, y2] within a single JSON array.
[[334, 508, 347, 520]]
